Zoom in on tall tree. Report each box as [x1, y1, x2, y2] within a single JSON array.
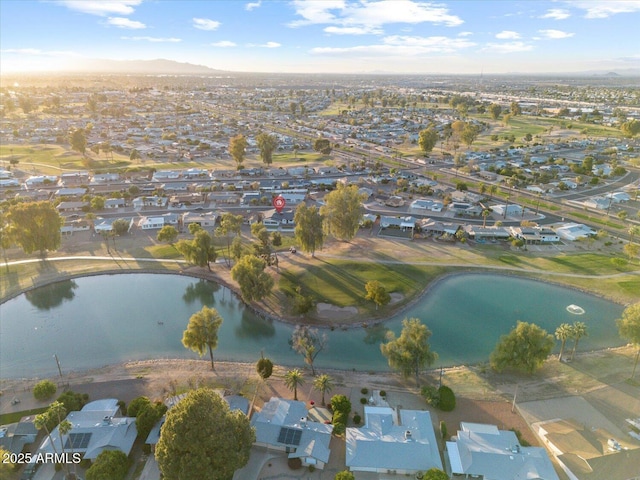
[[490, 321, 554, 374], [256, 132, 279, 165], [86, 450, 128, 480], [294, 203, 324, 257], [182, 306, 224, 370], [320, 184, 365, 242], [69, 128, 87, 156], [313, 374, 334, 406], [621, 119, 640, 138], [488, 103, 502, 120], [157, 225, 179, 245], [555, 323, 574, 362], [291, 325, 328, 376], [380, 318, 438, 387], [617, 303, 640, 378], [0, 210, 15, 271], [256, 353, 274, 381], [510, 101, 522, 116], [364, 280, 391, 310], [7, 201, 63, 256], [156, 388, 254, 480], [418, 127, 438, 155], [230, 254, 274, 303], [216, 213, 243, 266], [313, 138, 332, 155], [176, 229, 217, 271], [461, 123, 480, 148], [229, 134, 247, 170], [284, 369, 305, 401], [569, 321, 587, 361]]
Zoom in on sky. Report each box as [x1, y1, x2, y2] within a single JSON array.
[[1, 0, 640, 75]]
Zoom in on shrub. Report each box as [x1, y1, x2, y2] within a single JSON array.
[[335, 470, 355, 480], [86, 450, 129, 480], [127, 396, 151, 417], [353, 413, 362, 425], [421, 385, 440, 408], [360, 397, 367, 405], [56, 390, 89, 413], [379, 390, 386, 397], [360, 388, 368, 395], [510, 428, 531, 447], [440, 421, 447, 440], [438, 385, 456, 411], [33, 380, 57, 401]]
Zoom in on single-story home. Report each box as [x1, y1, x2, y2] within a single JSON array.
[[104, 198, 127, 209], [346, 406, 442, 474], [251, 397, 333, 470], [554, 223, 596, 241], [263, 209, 295, 231], [535, 418, 640, 480], [446, 422, 559, 480], [492, 204, 524, 217], [36, 399, 137, 461], [464, 225, 511, 242], [182, 211, 217, 228]]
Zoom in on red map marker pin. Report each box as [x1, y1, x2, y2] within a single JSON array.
[[273, 195, 286, 213]]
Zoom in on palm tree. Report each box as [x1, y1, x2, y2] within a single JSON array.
[[570, 322, 588, 361], [555, 323, 574, 361], [628, 225, 640, 244], [284, 369, 305, 401], [482, 209, 491, 228], [313, 374, 334, 406]]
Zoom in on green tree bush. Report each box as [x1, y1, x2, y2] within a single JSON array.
[[438, 385, 456, 411], [86, 450, 129, 480], [33, 380, 57, 401]]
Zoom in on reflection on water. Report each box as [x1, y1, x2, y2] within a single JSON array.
[[0, 273, 625, 380], [25, 280, 77, 310], [182, 279, 220, 307], [235, 310, 276, 339]]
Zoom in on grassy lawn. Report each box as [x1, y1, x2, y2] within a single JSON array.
[[279, 259, 445, 309], [0, 407, 48, 425]]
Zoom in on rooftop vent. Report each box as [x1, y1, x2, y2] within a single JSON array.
[[405, 430, 413, 441]]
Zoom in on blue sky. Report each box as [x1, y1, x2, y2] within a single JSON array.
[[1, 0, 639, 74]]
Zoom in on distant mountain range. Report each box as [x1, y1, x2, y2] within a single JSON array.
[[69, 58, 226, 74]]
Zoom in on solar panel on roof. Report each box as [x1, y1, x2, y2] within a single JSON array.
[[277, 427, 302, 446], [65, 432, 92, 449]]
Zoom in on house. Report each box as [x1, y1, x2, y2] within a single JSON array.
[[139, 216, 165, 230], [535, 418, 640, 480], [36, 399, 137, 461], [57, 201, 88, 212], [410, 199, 443, 212], [54, 187, 87, 198], [582, 197, 610, 210], [251, 397, 333, 469], [0, 415, 38, 455], [464, 225, 511, 242], [91, 173, 121, 184], [379, 216, 417, 231], [104, 198, 127, 209], [492, 204, 524, 217], [385, 196, 405, 207], [509, 227, 560, 245], [59, 172, 90, 186], [446, 422, 559, 480], [554, 223, 596, 241], [263, 209, 295, 231], [182, 211, 217, 228], [346, 406, 442, 474], [605, 191, 630, 203]]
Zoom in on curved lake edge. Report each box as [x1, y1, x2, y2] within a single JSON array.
[[1, 260, 629, 331]]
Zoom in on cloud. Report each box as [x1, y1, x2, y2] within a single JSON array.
[[210, 41, 237, 47], [538, 29, 575, 39], [566, 0, 640, 18], [458, 31, 473, 37], [311, 35, 476, 56], [54, 0, 142, 16], [540, 8, 571, 20], [245, 1, 261, 11], [324, 26, 383, 35], [121, 36, 181, 42], [484, 41, 534, 53], [1, 48, 81, 57], [193, 18, 221, 31], [107, 17, 145, 29], [495, 31, 520, 39], [247, 41, 282, 48], [289, 0, 463, 30]]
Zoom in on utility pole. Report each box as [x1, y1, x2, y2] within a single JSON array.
[[511, 384, 518, 413], [54, 354, 63, 379]]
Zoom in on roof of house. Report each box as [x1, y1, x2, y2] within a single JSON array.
[[37, 399, 137, 460], [251, 397, 333, 464], [446, 422, 559, 480], [346, 406, 442, 472]]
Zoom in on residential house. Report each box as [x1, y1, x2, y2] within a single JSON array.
[[251, 397, 333, 470], [104, 198, 127, 209], [57, 201, 88, 213], [535, 418, 640, 480], [446, 422, 559, 480], [182, 211, 217, 229], [464, 225, 511, 242], [379, 215, 417, 232], [554, 223, 596, 241], [492, 204, 524, 217], [139, 216, 165, 230], [54, 187, 87, 198], [509, 227, 560, 244], [346, 406, 442, 475], [263, 209, 295, 231], [0, 416, 38, 455], [36, 399, 137, 461], [59, 172, 90, 186]]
